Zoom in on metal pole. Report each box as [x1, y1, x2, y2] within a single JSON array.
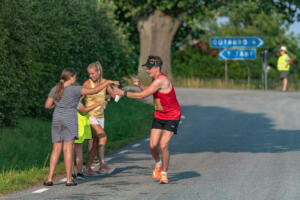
[[225, 59, 228, 85], [247, 61, 250, 89], [264, 50, 268, 90], [261, 51, 265, 89]]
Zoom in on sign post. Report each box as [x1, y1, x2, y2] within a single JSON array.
[[210, 37, 264, 48], [218, 49, 256, 60], [210, 37, 264, 88]]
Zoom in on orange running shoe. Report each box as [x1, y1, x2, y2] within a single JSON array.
[[159, 173, 168, 184], [152, 166, 162, 180]]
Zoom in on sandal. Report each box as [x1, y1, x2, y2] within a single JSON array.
[[43, 181, 53, 186], [66, 181, 77, 186]]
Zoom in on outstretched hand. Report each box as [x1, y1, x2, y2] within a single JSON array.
[[113, 87, 124, 96], [132, 76, 140, 87], [108, 80, 119, 86]]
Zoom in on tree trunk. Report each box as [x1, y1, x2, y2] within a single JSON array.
[[137, 10, 182, 81]]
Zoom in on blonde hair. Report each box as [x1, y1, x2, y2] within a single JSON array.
[[54, 68, 76, 100], [87, 61, 103, 81]]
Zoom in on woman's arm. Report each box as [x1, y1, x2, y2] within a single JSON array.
[[81, 80, 119, 95], [45, 97, 55, 109], [106, 84, 116, 99], [78, 101, 105, 113]]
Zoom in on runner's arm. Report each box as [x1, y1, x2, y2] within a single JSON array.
[[113, 79, 161, 99], [132, 77, 148, 91], [138, 83, 148, 91]]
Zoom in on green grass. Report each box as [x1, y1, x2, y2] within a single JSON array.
[[0, 98, 153, 194]]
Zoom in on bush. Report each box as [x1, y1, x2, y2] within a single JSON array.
[[0, 0, 137, 126]]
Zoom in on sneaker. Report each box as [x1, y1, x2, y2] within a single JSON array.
[[99, 167, 115, 174], [159, 173, 168, 184], [93, 158, 99, 164], [76, 172, 87, 180], [152, 166, 162, 180], [83, 167, 99, 176], [281, 89, 287, 92]]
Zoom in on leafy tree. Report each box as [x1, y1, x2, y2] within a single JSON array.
[[113, 0, 300, 80], [0, 0, 136, 126], [172, 0, 300, 82]]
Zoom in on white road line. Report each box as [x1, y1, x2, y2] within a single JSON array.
[[104, 157, 112, 162], [179, 121, 183, 124], [132, 143, 141, 148], [118, 150, 128, 154], [32, 188, 49, 194], [181, 115, 186, 119], [145, 138, 150, 141]]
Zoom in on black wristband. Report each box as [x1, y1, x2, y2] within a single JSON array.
[[123, 90, 128, 97]]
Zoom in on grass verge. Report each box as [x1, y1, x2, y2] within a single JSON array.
[[172, 77, 300, 91], [0, 98, 153, 194]]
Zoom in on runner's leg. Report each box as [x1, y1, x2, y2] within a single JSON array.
[[149, 129, 162, 162], [159, 130, 174, 172]]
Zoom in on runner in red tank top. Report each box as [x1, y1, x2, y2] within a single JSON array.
[[113, 55, 181, 184], [153, 73, 181, 121]]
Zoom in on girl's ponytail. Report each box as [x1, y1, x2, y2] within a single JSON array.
[[54, 80, 64, 100], [54, 68, 76, 100]]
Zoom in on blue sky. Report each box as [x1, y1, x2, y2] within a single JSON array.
[[288, 21, 300, 35], [217, 17, 300, 36]]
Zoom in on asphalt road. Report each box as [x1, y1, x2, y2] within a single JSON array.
[[4, 88, 300, 200]]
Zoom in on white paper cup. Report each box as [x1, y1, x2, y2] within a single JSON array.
[[115, 95, 120, 102]]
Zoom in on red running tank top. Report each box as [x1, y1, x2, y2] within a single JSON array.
[[153, 73, 181, 120]]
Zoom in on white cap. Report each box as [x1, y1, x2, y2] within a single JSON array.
[[280, 46, 287, 52]]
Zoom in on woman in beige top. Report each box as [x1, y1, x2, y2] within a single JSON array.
[[83, 61, 116, 175], [44, 68, 118, 186]]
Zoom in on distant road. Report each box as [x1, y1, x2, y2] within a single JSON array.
[[4, 88, 300, 200]]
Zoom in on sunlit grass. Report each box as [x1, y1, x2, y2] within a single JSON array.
[[0, 98, 153, 194], [172, 77, 300, 91]]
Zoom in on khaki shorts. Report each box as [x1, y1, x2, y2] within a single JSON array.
[[280, 71, 289, 79]]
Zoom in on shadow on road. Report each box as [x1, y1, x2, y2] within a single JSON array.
[[170, 105, 300, 154], [168, 171, 201, 184]]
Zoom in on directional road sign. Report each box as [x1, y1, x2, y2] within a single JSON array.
[[218, 49, 256, 60], [210, 37, 264, 48]]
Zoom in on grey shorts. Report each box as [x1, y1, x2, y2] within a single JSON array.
[[280, 71, 289, 79]]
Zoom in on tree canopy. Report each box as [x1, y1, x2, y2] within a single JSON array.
[[112, 0, 300, 79]]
